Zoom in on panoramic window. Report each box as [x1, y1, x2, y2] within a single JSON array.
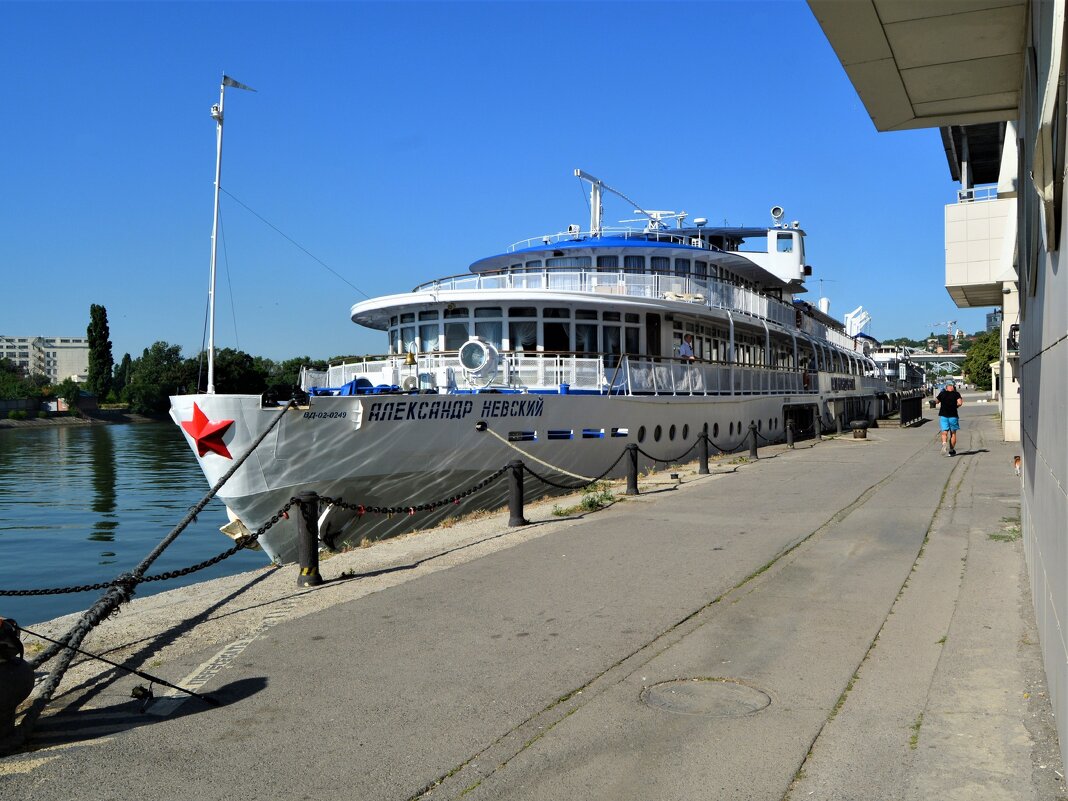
[[444, 306, 469, 318], [596, 255, 619, 270], [545, 256, 591, 268], [651, 256, 670, 274], [623, 255, 645, 272], [674, 258, 691, 276]]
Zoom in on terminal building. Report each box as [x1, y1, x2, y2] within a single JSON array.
[[811, 0, 1068, 769], [0, 335, 90, 383]]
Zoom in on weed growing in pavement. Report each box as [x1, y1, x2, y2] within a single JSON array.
[[909, 712, 924, 749], [552, 482, 615, 517]]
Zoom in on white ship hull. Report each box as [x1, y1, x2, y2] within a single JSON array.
[[171, 387, 878, 564]]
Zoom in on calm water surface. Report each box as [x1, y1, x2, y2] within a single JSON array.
[[0, 423, 268, 625]]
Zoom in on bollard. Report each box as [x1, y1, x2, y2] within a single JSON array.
[[698, 431, 710, 475], [296, 491, 323, 588], [0, 618, 34, 738], [748, 422, 758, 459], [786, 420, 795, 449], [814, 407, 822, 440], [835, 415, 843, 435], [507, 459, 528, 526], [626, 443, 639, 496]]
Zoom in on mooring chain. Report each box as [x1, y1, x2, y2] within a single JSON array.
[[316, 466, 511, 517], [0, 500, 296, 597], [522, 448, 628, 491]]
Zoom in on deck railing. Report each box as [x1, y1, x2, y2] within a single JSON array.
[[300, 353, 847, 398], [413, 269, 798, 330]]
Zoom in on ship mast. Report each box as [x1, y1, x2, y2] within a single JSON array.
[[207, 74, 255, 394], [573, 169, 674, 236]]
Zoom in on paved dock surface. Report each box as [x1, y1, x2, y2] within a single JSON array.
[[2, 400, 1064, 800]]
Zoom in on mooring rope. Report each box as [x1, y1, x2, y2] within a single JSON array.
[[482, 426, 596, 482]]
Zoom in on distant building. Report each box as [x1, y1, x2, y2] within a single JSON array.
[[987, 310, 1003, 331], [0, 335, 90, 383]]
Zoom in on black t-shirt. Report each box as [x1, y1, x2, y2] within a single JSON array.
[[936, 389, 962, 418]]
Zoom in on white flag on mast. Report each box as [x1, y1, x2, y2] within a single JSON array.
[[222, 75, 256, 92]]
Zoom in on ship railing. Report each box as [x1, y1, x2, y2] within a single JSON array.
[[412, 270, 798, 331], [615, 356, 808, 397], [505, 226, 709, 252]]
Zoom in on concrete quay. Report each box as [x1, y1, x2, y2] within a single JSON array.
[[1, 399, 1063, 800]]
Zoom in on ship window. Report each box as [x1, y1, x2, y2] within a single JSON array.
[[625, 313, 639, 323], [603, 325, 621, 357], [576, 309, 597, 320], [674, 258, 691, 276], [543, 307, 570, 318], [654, 425, 662, 442], [444, 306, 469, 318], [401, 327, 416, 353], [525, 260, 542, 270], [419, 324, 440, 352], [509, 306, 537, 317], [651, 256, 670, 274], [545, 256, 591, 268], [625, 327, 639, 354], [474, 320, 502, 348], [602, 312, 621, 321], [509, 321, 537, 351], [776, 232, 794, 253], [682, 424, 689, 440], [576, 324, 597, 353], [544, 321, 570, 351], [418, 310, 439, 320], [669, 424, 676, 440], [623, 255, 645, 272], [475, 307, 501, 318], [444, 322, 469, 350], [390, 316, 398, 327], [695, 260, 708, 277], [596, 255, 618, 270], [638, 425, 646, 443], [400, 313, 415, 323]]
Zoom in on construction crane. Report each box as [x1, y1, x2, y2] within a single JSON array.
[[929, 320, 958, 352]]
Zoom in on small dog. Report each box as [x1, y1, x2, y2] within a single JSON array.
[[1014, 455, 1022, 476]]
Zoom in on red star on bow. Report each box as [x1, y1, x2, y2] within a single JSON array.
[[181, 403, 234, 459]]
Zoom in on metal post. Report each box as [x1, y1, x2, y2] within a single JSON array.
[[626, 444, 639, 496], [0, 619, 34, 738], [296, 491, 323, 587], [814, 406, 822, 440], [698, 431, 710, 475], [748, 422, 758, 459], [836, 414, 843, 435], [507, 460, 528, 526], [786, 419, 794, 449]]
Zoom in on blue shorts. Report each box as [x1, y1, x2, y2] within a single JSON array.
[[939, 416, 960, 432]]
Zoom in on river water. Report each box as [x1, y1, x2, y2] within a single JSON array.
[[0, 422, 268, 625]]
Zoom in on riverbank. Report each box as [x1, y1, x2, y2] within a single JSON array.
[[0, 409, 162, 430]]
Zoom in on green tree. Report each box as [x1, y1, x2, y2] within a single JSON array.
[[126, 342, 197, 414], [55, 377, 82, 411], [86, 303, 114, 399], [112, 353, 132, 397], [962, 327, 1001, 392], [208, 348, 270, 394]]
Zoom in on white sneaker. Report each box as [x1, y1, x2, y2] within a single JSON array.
[[941, 442, 948, 456]]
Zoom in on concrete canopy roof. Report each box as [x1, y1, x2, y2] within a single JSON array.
[[808, 0, 1027, 132]]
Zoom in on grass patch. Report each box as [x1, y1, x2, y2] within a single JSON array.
[[909, 712, 924, 749], [989, 526, 1021, 542], [552, 482, 615, 517], [936, 635, 947, 645]]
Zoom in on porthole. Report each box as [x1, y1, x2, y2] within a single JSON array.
[[669, 424, 676, 441], [683, 424, 690, 440], [729, 422, 734, 436], [737, 420, 743, 433], [713, 422, 719, 438], [758, 419, 763, 432], [638, 425, 646, 443], [654, 425, 662, 442]]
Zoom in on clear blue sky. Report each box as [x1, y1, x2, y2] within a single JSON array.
[[1, 1, 989, 363]]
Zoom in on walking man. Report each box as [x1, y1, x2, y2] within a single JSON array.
[[936, 381, 964, 456]]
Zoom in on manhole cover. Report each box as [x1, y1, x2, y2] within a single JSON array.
[[641, 678, 771, 717]]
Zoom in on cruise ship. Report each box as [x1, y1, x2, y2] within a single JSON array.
[[171, 170, 900, 563]]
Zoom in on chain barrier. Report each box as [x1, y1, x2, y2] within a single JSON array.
[[636, 436, 701, 465], [318, 465, 510, 518], [521, 448, 628, 491]]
